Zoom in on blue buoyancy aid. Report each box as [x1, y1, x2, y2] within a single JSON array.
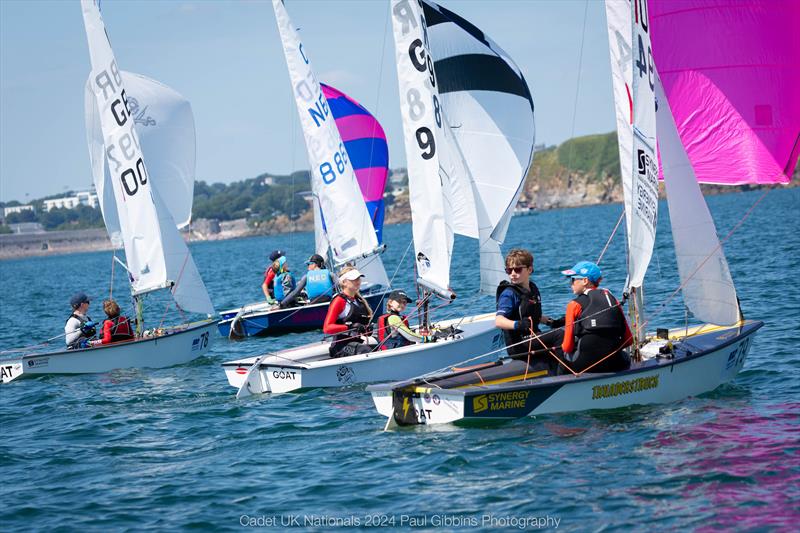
[[273, 271, 295, 301], [306, 269, 334, 300]]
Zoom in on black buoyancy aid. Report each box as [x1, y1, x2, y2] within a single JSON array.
[[108, 316, 134, 342], [573, 289, 626, 338], [329, 294, 371, 356], [496, 281, 542, 356], [66, 313, 95, 348], [377, 312, 410, 350]]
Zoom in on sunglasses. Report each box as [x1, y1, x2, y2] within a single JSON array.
[[505, 266, 530, 275]]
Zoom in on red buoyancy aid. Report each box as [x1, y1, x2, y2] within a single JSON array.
[[377, 313, 409, 350], [107, 316, 134, 342]]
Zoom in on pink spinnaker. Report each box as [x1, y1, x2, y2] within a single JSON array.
[[650, 0, 800, 185]]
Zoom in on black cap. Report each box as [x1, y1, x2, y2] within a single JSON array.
[[269, 249, 285, 262], [70, 292, 90, 309], [388, 290, 411, 303], [306, 254, 325, 267]]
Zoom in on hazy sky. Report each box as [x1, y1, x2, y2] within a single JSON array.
[[0, 0, 614, 202]]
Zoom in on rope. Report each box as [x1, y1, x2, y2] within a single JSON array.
[[596, 207, 625, 265], [109, 249, 116, 299]]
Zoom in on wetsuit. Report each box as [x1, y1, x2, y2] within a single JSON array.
[[496, 281, 562, 372], [323, 293, 372, 358], [561, 288, 632, 373], [100, 315, 134, 344]]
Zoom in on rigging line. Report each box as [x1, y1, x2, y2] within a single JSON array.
[[596, 207, 625, 265], [109, 249, 116, 299], [644, 187, 771, 328]]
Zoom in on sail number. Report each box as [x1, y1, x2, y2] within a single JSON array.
[[634, 0, 654, 91], [319, 142, 349, 184], [407, 37, 441, 160]]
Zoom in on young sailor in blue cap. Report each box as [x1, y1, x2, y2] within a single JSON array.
[[559, 261, 632, 373], [65, 292, 97, 349]]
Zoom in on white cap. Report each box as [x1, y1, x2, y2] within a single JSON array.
[[339, 269, 365, 282]]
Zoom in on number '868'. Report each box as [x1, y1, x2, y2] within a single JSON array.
[[320, 142, 348, 184]]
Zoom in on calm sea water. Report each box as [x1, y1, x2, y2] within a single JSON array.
[[1, 188, 798, 531]]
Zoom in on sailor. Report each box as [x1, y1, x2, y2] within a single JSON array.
[[91, 299, 134, 346], [271, 256, 296, 304], [323, 266, 374, 358], [495, 249, 562, 373], [375, 290, 430, 350], [261, 249, 285, 303], [279, 254, 337, 308], [559, 261, 632, 373], [65, 292, 97, 350]]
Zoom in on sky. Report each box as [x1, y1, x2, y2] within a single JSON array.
[[0, 0, 614, 203]]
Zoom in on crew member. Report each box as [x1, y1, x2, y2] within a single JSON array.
[[65, 292, 96, 349], [279, 254, 337, 308], [91, 299, 134, 346], [495, 249, 561, 373], [323, 266, 373, 358], [376, 290, 429, 350], [261, 249, 285, 303], [559, 261, 632, 373], [271, 256, 296, 305]]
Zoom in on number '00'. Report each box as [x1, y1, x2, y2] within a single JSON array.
[[121, 158, 148, 196]]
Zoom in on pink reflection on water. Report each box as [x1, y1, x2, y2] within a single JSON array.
[[645, 403, 800, 529]]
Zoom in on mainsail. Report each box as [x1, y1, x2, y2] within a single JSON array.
[[81, 0, 213, 315], [391, 0, 535, 295], [650, 0, 800, 185], [272, 0, 380, 264], [85, 72, 197, 246]]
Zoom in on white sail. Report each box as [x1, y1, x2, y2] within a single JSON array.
[[390, 0, 453, 295], [655, 77, 739, 325], [85, 72, 197, 247], [311, 195, 329, 259], [81, 0, 214, 315], [272, 0, 380, 266], [420, 0, 536, 294], [627, 0, 659, 290], [604, 0, 634, 241]]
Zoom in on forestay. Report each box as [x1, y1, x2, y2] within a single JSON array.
[[85, 72, 197, 246], [81, 0, 214, 315], [272, 0, 380, 266], [650, 0, 800, 185], [420, 0, 536, 294], [655, 76, 739, 326]]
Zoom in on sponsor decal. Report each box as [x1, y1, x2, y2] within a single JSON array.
[[126, 97, 157, 127], [592, 375, 659, 400], [235, 367, 248, 375], [27, 358, 49, 368], [336, 365, 354, 384], [272, 369, 298, 380], [1, 364, 16, 380], [472, 390, 531, 414], [432, 394, 440, 405]]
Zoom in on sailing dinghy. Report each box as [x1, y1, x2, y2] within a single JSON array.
[[222, 0, 535, 396], [0, 1, 216, 383], [216, 83, 392, 339], [369, 0, 796, 426]]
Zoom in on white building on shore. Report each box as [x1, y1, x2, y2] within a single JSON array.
[[42, 191, 99, 211], [3, 204, 34, 218]]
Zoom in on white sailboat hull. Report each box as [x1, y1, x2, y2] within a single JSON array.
[[370, 321, 762, 426], [0, 320, 216, 383], [222, 313, 502, 395]]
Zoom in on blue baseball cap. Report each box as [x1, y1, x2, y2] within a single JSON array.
[[269, 249, 285, 262], [561, 261, 602, 283], [69, 292, 90, 309]]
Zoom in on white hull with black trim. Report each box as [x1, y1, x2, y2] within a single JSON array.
[[0, 319, 216, 384], [369, 321, 762, 426], [222, 313, 501, 395]]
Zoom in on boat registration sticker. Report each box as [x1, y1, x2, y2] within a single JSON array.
[[26, 357, 49, 368]]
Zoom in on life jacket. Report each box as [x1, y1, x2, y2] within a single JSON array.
[[106, 316, 134, 342], [273, 271, 295, 301], [496, 280, 542, 356], [573, 289, 627, 339], [329, 293, 371, 357], [376, 312, 410, 350], [65, 313, 95, 349], [306, 269, 334, 301]]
